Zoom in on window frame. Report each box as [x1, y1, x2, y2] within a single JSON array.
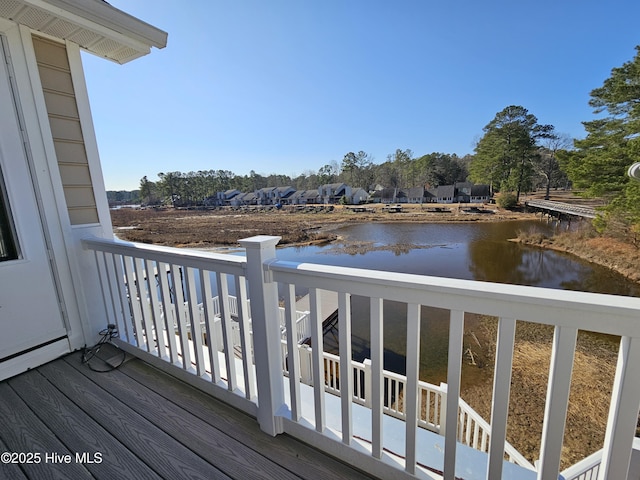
[[0, 165, 20, 262]]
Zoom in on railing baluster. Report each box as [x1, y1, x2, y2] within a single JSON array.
[[599, 335, 640, 480], [537, 326, 577, 480], [404, 303, 421, 475], [443, 309, 464, 480], [171, 264, 192, 372], [473, 420, 480, 449], [157, 261, 180, 366], [144, 259, 167, 359], [487, 317, 516, 480], [110, 253, 133, 343], [92, 251, 113, 331], [132, 257, 154, 352], [184, 267, 205, 376], [338, 291, 352, 445], [309, 287, 325, 432], [217, 272, 237, 390], [236, 275, 255, 399], [332, 358, 338, 390], [284, 283, 301, 420], [200, 269, 221, 382], [122, 256, 145, 349]]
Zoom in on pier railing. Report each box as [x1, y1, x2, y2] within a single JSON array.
[[83, 235, 640, 480]]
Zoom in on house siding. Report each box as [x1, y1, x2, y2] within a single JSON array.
[[32, 36, 98, 225]]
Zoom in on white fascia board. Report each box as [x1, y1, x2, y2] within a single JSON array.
[[21, 0, 167, 51]]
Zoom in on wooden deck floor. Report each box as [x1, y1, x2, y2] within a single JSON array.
[[0, 352, 374, 480]]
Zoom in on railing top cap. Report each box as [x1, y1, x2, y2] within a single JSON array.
[[239, 236, 282, 249]]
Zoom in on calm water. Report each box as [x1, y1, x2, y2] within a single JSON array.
[[277, 220, 640, 295], [273, 220, 640, 383]]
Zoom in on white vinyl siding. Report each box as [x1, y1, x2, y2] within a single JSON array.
[[32, 35, 98, 225]]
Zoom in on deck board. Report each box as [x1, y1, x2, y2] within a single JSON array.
[[7, 370, 162, 480], [0, 353, 374, 480], [119, 357, 373, 480], [38, 358, 230, 480], [0, 382, 92, 479], [62, 354, 298, 480], [0, 435, 28, 480]]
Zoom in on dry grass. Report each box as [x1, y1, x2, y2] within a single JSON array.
[[110, 204, 535, 248], [461, 317, 618, 469]]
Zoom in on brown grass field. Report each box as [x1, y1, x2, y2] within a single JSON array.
[[110, 202, 533, 247]]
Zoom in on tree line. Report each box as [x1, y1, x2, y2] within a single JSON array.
[[128, 139, 571, 208], [129, 150, 477, 207]]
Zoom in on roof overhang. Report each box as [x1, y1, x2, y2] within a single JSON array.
[[0, 0, 167, 64]]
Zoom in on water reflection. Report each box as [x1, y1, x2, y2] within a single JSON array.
[[275, 220, 640, 384], [277, 220, 640, 296]]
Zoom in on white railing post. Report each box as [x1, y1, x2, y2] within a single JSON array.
[[439, 382, 448, 436], [239, 235, 285, 436], [598, 336, 640, 480], [299, 344, 313, 385], [363, 358, 372, 407]]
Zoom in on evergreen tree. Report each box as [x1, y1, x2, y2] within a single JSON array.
[[567, 46, 640, 241], [470, 105, 552, 201]]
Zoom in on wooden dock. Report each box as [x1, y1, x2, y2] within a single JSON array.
[[525, 199, 597, 219]]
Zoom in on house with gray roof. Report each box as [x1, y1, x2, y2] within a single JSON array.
[[470, 184, 491, 203], [350, 188, 370, 204], [216, 189, 241, 206], [232, 192, 259, 206], [435, 185, 456, 203], [290, 189, 322, 205], [319, 183, 351, 204]]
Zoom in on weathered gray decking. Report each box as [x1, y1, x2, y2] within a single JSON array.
[[0, 352, 373, 480]]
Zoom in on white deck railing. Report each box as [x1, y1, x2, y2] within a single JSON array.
[[83, 235, 640, 480], [281, 346, 532, 469]]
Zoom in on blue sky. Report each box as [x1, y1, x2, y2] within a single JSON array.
[[83, 1, 640, 191]]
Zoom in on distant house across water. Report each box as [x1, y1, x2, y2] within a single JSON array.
[[209, 182, 490, 207]]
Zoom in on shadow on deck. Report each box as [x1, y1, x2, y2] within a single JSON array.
[[0, 352, 373, 480]]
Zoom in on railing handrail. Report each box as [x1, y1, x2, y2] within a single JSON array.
[[83, 236, 246, 275], [560, 448, 602, 480], [269, 259, 640, 337]]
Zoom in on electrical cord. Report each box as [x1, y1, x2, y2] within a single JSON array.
[[82, 324, 126, 372]]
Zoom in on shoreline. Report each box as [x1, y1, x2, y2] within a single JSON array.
[[512, 231, 640, 284]]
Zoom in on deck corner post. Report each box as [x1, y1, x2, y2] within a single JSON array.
[[239, 235, 285, 436]]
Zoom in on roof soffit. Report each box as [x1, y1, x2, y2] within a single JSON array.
[[0, 0, 167, 64]]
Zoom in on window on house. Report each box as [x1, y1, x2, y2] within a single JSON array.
[[0, 168, 19, 262]]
